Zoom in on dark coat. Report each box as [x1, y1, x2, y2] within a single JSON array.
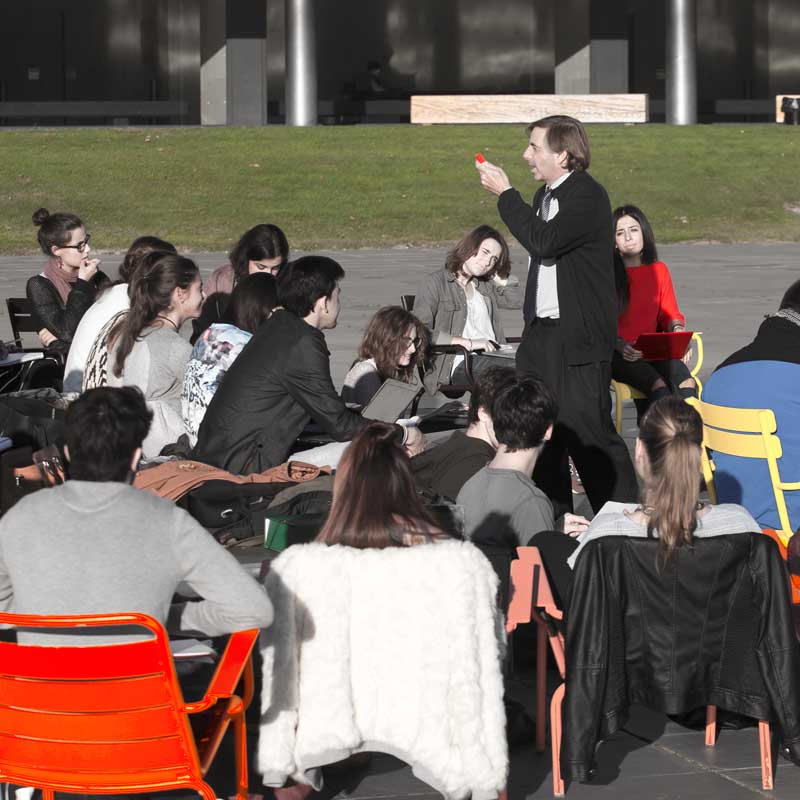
[[193, 309, 367, 475], [497, 170, 617, 366], [562, 533, 800, 781]]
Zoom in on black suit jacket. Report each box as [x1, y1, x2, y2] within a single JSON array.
[[497, 170, 617, 365], [194, 309, 367, 474]]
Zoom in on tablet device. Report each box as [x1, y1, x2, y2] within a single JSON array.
[[361, 378, 422, 422], [633, 331, 693, 361]]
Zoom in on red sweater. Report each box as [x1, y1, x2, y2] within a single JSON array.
[[617, 260, 685, 343]]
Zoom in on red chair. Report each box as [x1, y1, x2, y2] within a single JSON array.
[[0, 611, 258, 800]]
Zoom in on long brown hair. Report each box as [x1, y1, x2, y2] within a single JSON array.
[[316, 422, 444, 548], [638, 397, 703, 562], [445, 225, 511, 280], [356, 306, 429, 382], [109, 252, 199, 378]]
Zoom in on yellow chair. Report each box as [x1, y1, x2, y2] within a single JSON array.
[[686, 397, 800, 546], [612, 332, 704, 433]]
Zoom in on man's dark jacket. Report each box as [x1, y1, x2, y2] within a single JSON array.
[[497, 170, 617, 365], [194, 309, 367, 474], [562, 533, 800, 781]]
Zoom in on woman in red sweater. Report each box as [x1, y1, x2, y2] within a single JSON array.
[[612, 205, 697, 417]]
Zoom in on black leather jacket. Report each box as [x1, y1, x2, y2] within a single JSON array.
[[194, 309, 367, 475], [562, 533, 800, 781]]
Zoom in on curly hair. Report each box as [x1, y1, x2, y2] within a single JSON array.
[[445, 225, 511, 280], [356, 306, 430, 382]]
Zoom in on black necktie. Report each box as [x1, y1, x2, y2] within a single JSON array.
[[542, 188, 553, 221]]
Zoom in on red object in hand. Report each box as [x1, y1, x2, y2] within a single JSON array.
[[475, 152, 486, 164]]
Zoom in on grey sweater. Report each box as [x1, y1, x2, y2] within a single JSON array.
[[0, 481, 274, 645]]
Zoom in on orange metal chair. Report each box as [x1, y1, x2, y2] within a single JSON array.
[[506, 546, 566, 796], [0, 611, 258, 800], [506, 547, 774, 796]]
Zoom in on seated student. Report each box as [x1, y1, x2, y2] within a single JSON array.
[[107, 253, 204, 459], [194, 256, 422, 475], [410, 365, 517, 502], [28, 207, 109, 354], [538, 397, 761, 607], [193, 223, 289, 342], [702, 279, 800, 531], [0, 386, 272, 645], [64, 235, 177, 392], [612, 205, 696, 417], [259, 423, 506, 800], [457, 375, 588, 548], [182, 272, 278, 444], [414, 225, 521, 390], [341, 305, 429, 408]]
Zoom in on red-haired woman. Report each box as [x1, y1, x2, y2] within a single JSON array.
[[341, 306, 430, 408], [414, 224, 521, 389]]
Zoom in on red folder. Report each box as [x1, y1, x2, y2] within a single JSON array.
[[633, 331, 693, 361]]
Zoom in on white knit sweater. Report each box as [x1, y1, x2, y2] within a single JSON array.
[[258, 540, 508, 800]]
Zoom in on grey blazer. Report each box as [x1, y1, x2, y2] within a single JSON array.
[[414, 267, 521, 390]]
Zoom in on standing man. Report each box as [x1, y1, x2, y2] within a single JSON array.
[[477, 115, 637, 514]]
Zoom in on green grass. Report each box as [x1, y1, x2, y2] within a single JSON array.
[[1, 124, 799, 253]]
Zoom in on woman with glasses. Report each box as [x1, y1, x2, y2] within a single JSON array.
[[192, 222, 289, 342], [342, 305, 429, 409], [28, 208, 109, 354]]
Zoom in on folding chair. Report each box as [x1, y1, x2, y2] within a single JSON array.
[[5, 298, 65, 391], [687, 397, 800, 545], [612, 331, 704, 433], [0, 611, 258, 800]]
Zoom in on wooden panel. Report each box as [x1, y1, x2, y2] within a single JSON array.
[[410, 94, 649, 124], [775, 95, 800, 123]]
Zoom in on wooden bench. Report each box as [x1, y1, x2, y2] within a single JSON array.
[[410, 94, 649, 124]]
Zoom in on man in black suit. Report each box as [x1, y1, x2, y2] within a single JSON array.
[[477, 115, 637, 515]]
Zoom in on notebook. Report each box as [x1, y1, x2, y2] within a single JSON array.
[[361, 378, 422, 422], [633, 331, 694, 361]]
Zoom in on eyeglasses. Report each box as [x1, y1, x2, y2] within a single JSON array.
[[402, 336, 421, 349], [60, 234, 91, 253]]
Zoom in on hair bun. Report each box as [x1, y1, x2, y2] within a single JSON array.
[[32, 208, 50, 227]]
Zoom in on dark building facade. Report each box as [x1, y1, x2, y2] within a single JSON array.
[[1, 0, 798, 125]]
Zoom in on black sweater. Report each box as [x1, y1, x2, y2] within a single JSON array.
[[26, 272, 108, 345], [497, 170, 617, 366]]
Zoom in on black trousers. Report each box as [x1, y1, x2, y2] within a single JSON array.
[[516, 319, 639, 517]]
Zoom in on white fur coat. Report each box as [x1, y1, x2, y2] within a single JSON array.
[[258, 540, 508, 800]]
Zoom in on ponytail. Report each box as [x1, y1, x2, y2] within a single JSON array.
[[109, 252, 198, 377], [637, 397, 704, 563]]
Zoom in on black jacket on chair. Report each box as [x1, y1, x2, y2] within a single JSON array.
[[193, 309, 368, 475], [562, 533, 800, 781]]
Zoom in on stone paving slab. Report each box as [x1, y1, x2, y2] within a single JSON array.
[[2, 243, 799, 798]]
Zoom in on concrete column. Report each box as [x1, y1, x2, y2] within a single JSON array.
[[666, 0, 697, 124], [200, 0, 267, 126], [285, 0, 316, 126], [554, 0, 628, 94]]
